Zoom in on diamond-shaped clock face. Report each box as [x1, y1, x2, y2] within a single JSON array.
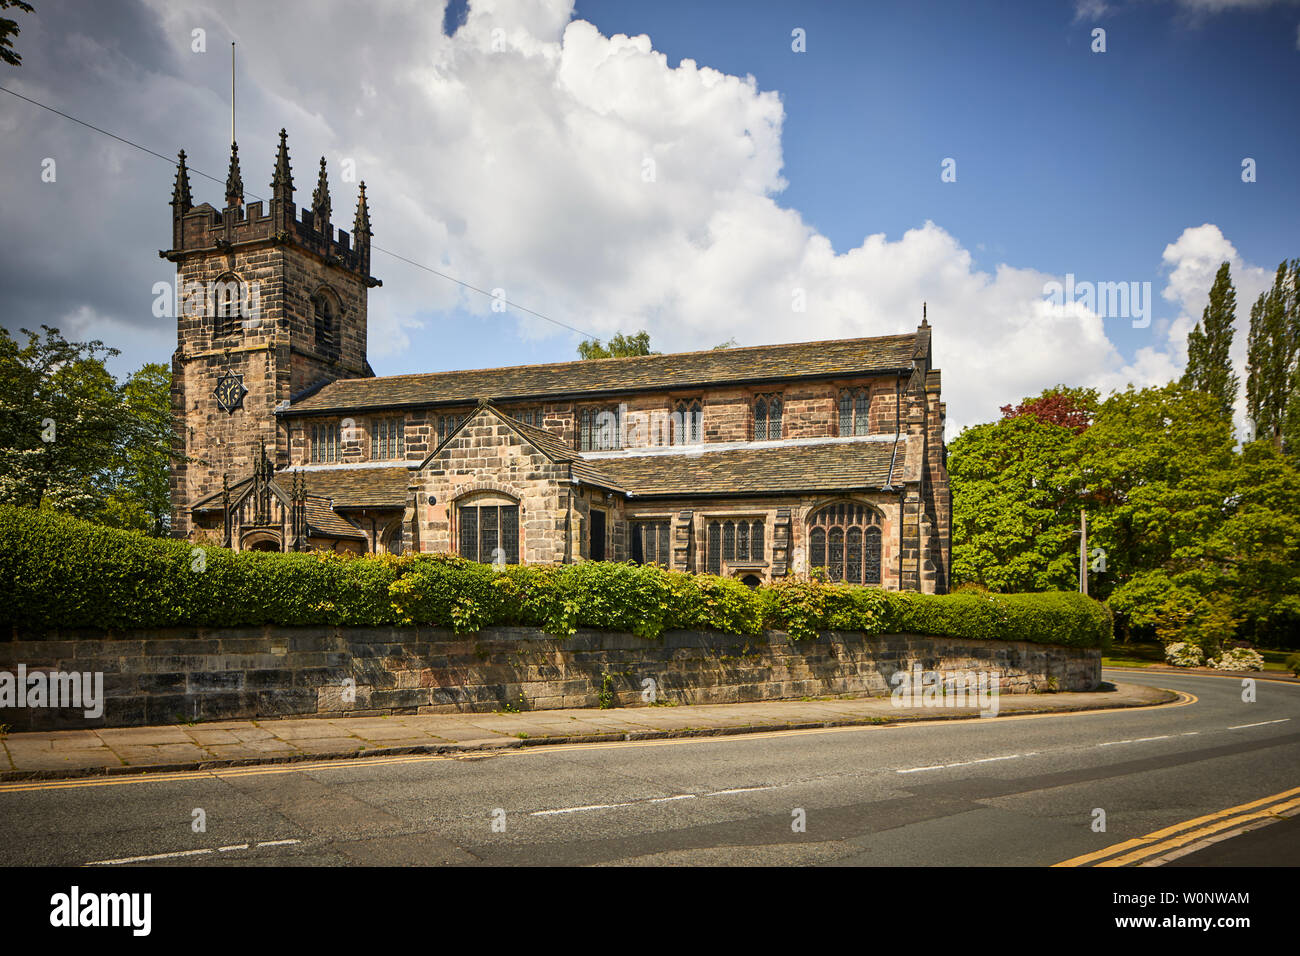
[[214, 370, 247, 414]]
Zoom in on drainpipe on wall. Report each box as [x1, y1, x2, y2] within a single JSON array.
[[892, 374, 904, 591]]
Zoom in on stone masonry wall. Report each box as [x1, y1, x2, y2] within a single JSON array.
[[0, 628, 1101, 731]]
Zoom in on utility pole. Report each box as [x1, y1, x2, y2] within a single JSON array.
[[1079, 509, 1088, 596]]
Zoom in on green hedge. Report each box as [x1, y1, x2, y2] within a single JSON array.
[[0, 505, 1109, 647]]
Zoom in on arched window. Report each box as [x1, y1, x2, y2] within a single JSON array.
[[807, 502, 881, 584], [673, 399, 702, 445], [212, 274, 243, 338], [754, 393, 782, 441], [312, 289, 340, 361], [838, 388, 871, 436]]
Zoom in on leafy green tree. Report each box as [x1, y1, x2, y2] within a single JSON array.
[[1245, 259, 1299, 448], [1182, 261, 1239, 420], [1199, 441, 1300, 643], [948, 413, 1082, 592], [0, 0, 34, 68], [1075, 384, 1235, 609], [0, 327, 172, 533], [101, 363, 172, 536], [577, 330, 656, 359], [0, 326, 123, 515]]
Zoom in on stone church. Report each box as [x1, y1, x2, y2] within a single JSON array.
[[166, 133, 952, 593]]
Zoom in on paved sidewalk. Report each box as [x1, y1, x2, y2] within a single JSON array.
[[0, 681, 1177, 781]]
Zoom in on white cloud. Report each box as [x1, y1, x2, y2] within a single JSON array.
[[1, 0, 1283, 438]]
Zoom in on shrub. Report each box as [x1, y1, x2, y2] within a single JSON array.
[[1207, 647, 1264, 672], [1286, 653, 1300, 677], [883, 590, 1112, 649], [0, 505, 1109, 648], [1164, 641, 1204, 667]]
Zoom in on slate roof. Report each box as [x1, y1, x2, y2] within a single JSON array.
[[595, 439, 901, 498], [285, 332, 920, 415], [284, 466, 411, 509]]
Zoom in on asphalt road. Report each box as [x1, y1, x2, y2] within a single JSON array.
[[0, 669, 1296, 866]]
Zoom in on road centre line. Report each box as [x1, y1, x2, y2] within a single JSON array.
[[531, 784, 783, 816], [1098, 735, 1173, 746], [85, 839, 301, 867], [1227, 718, 1290, 730], [530, 802, 638, 816], [896, 753, 1032, 774]]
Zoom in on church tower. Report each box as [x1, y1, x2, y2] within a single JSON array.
[[163, 131, 380, 539]]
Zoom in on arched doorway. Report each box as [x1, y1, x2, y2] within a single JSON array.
[[241, 531, 282, 553]]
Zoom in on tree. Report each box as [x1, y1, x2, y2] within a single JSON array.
[[577, 330, 656, 359], [0, 0, 34, 67], [948, 414, 1083, 592], [999, 385, 1098, 434], [0, 327, 172, 533], [1075, 384, 1236, 605], [1181, 261, 1239, 420], [0, 325, 123, 515], [101, 363, 173, 536], [1245, 259, 1299, 448]]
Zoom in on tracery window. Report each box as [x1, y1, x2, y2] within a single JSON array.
[[630, 520, 672, 566], [437, 413, 467, 445], [808, 502, 881, 585], [673, 399, 702, 445], [705, 518, 764, 574], [838, 388, 871, 436], [753, 394, 783, 441]]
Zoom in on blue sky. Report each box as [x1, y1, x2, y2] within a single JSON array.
[[567, 0, 1300, 361], [1, 0, 1296, 430]]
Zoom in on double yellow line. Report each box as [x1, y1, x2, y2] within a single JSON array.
[[1054, 785, 1300, 867]]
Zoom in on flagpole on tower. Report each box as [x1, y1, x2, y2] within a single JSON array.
[[230, 42, 235, 145]]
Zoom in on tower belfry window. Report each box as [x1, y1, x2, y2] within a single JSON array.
[[212, 274, 242, 338], [313, 292, 340, 361]]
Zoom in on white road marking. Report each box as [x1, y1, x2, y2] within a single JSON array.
[[530, 801, 638, 816], [85, 838, 300, 866], [896, 753, 1026, 774], [87, 848, 213, 866], [531, 785, 782, 816], [1227, 719, 1291, 730], [1098, 735, 1173, 746]]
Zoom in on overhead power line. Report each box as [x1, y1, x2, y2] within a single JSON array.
[[0, 84, 598, 341]]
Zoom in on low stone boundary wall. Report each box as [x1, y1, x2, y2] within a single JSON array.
[[0, 627, 1102, 730]]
